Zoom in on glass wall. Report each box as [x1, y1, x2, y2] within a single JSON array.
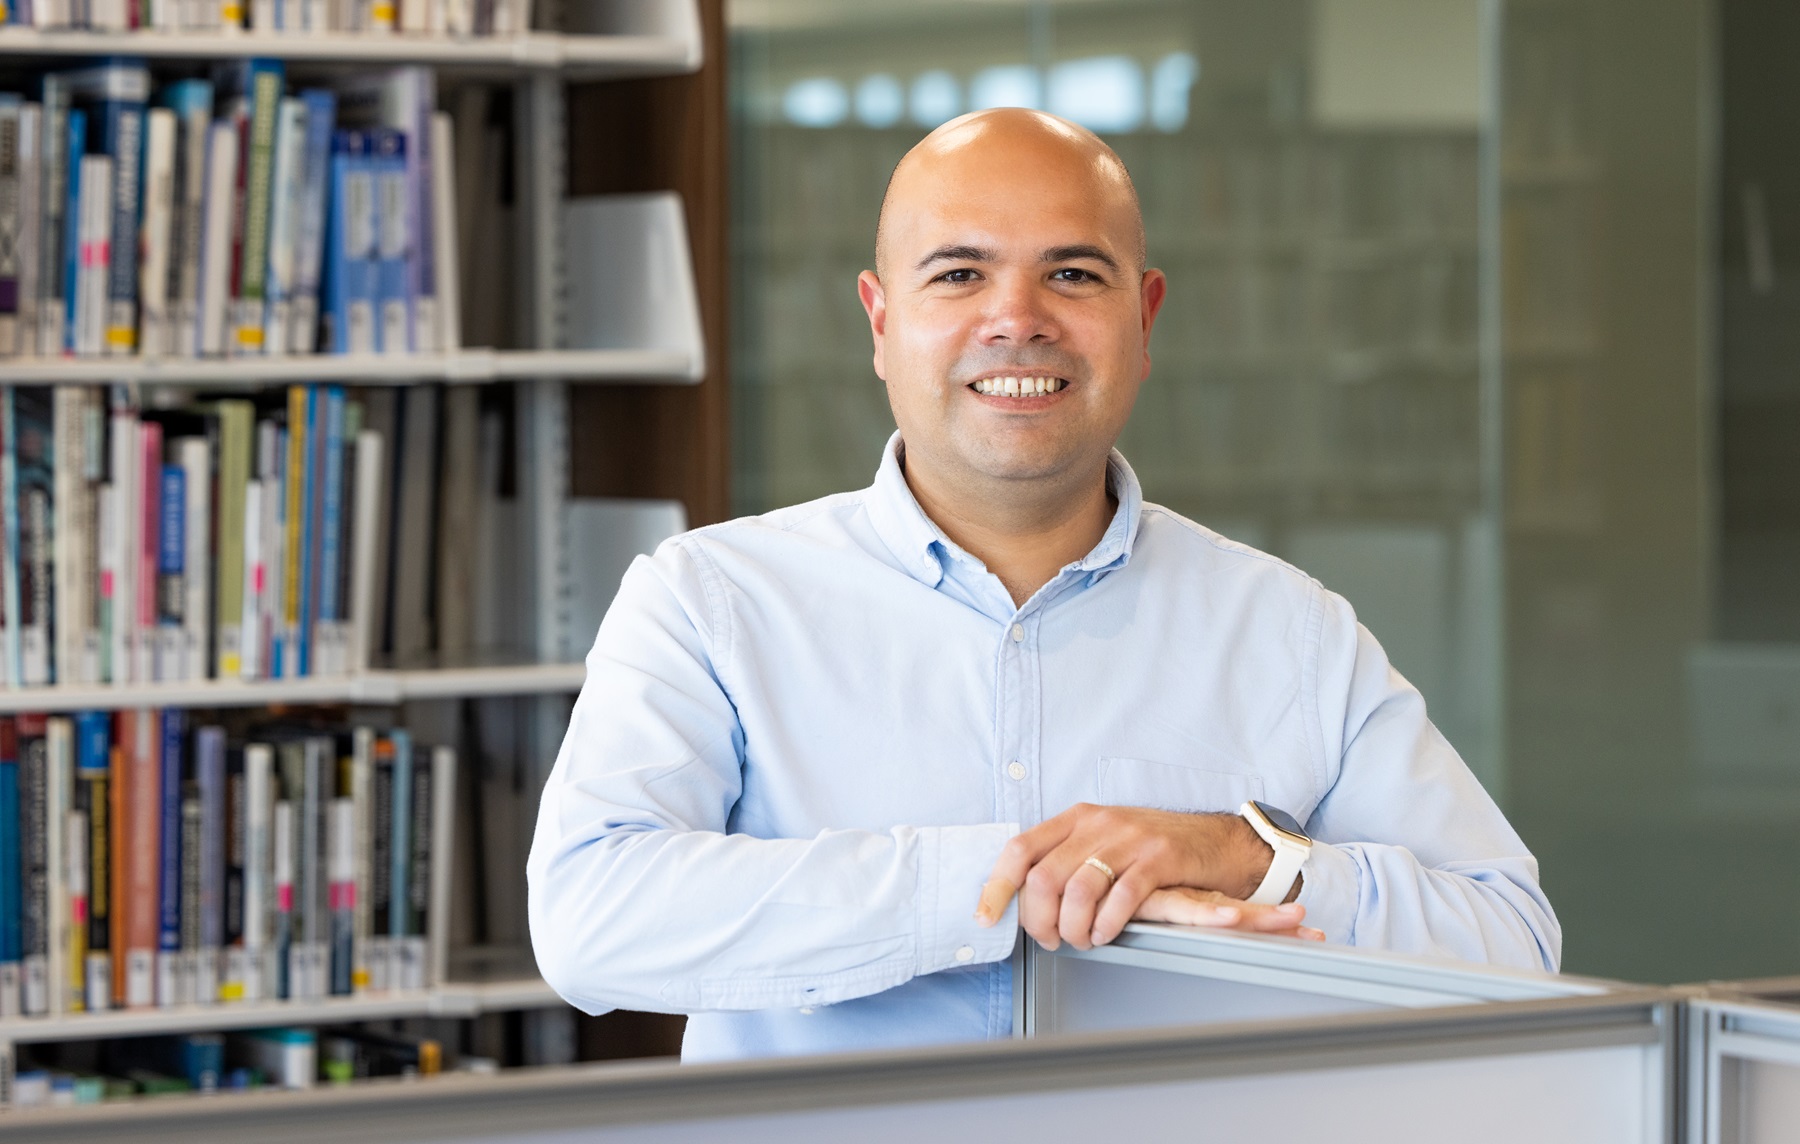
[[729, 0, 1793, 985]]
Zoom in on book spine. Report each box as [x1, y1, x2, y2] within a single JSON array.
[[239, 478, 261, 680], [290, 90, 335, 354], [299, 737, 324, 999], [196, 725, 224, 1004], [261, 422, 284, 677], [427, 745, 453, 989], [241, 743, 271, 1002], [271, 789, 292, 999], [316, 386, 344, 676], [64, 801, 84, 1012], [348, 727, 371, 993], [401, 741, 429, 992], [14, 387, 53, 687], [387, 729, 409, 989], [122, 709, 157, 1008], [324, 131, 374, 354], [155, 708, 181, 1006], [58, 108, 82, 356], [156, 462, 184, 683], [0, 719, 20, 1016], [232, 61, 284, 356], [36, 78, 67, 359], [372, 129, 408, 355], [74, 153, 112, 358], [215, 401, 252, 678], [136, 108, 175, 358], [75, 391, 99, 684], [0, 99, 22, 356], [100, 96, 145, 356], [135, 419, 159, 684], [17, 103, 40, 359], [46, 717, 70, 1014], [178, 437, 210, 681], [0, 389, 17, 686], [196, 121, 238, 358], [51, 388, 80, 685], [429, 111, 458, 353], [18, 714, 44, 1014], [282, 386, 306, 677], [368, 733, 391, 990], [166, 82, 213, 359], [348, 429, 381, 673], [219, 745, 243, 1000], [74, 710, 109, 1011], [106, 407, 135, 684], [328, 792, 351, 995], [262, 97, 306, 358], [177, 781, 198, 1005]]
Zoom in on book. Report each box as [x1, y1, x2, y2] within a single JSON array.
[[261, 97, 306, 358], [214, 401, 253, 679], [281, 387, 307, 678], [14, 387, 52, 686], [0, 95, 23, 355], [315, 386, 346, 675], [120, 708, 158, 1008], [430, 110, 459, 353], [426, 743, 454, 990], [367, 731, 391, 990], [160, 79, 212, 359], [155, 708, 182, 1006], [196, 120, 238, 358], [321, 130, 374, 354], [66, 62, 151, 357], [240, 741, 271, 1001], [290, 89, 336, 355], [17, 102, 40, 359], [226, 60, 284, 357], [73, 710, 110, 1012], [178, 435, 210, 681], [387, 728, 410, 989], [135, 418, 160, 684], [18, 713, 44, 1014], [136, 107, 176, 358], [348, 428, 383, 673], [105, 398, 138, 684], [51, 387, 86, 686], [0, 719, 19, 1016], [0, 389, 21, 685], [370, 128, 408, 355], [45, 716, 70, 1015], [36, 75, 68, 358], [72, 153, 111, 359], [155, 462, 184, 683], [195, 725, 224, 1004]]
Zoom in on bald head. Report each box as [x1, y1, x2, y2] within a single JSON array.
[[874, 108, 1146, 281]]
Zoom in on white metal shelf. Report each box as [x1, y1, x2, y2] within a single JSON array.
[[0, 661, 586, 712], [0, 347, 701, 386], [0, 977, 564, 1044], [0, 27, 700, 78]]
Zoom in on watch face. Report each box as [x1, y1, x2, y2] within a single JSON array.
[[1252, 801, 1310, 844]]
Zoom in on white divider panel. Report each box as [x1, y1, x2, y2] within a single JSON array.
[[1688, 986, 1800, 1144], [563, 193, 706, 381]]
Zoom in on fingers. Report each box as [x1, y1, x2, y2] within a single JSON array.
[[1019, 842, 1093, 950], [1056, 860, 1120, 951], [1134, 888, 1321, 942], [976, 812, 1076, 926], [1090, 869, 1157, 947]]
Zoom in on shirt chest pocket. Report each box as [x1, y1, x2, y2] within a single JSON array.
[[1097, 755, 1264, 815]]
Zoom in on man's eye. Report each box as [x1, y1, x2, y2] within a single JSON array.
[[1053, 268, 1098, 283], [938, 268, 978, 284]]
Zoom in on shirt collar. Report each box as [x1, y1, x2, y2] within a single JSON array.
[[863, 431, 1144, 590]]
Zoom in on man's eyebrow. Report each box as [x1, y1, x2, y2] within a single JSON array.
[[1041, 244, 1120, 271], [913, 244, 997, 272]]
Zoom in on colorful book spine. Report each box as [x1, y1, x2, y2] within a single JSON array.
[[58, 107, 81, 356], [262, 97, 306, 358], [371, 129, 407, 355], [316, 386, 345, 676], [45, 716, 69, 1014], [281, 387, 306, 677], [0, 389, 21, 686], [387, 728, 409, 990], [121, 708, 157, 1008], [155, 463, 184, 684], [178, 436, 209, 681], [327, 789, 352, 995], [72, 153, 112, 359], [195, 725, 224, 1004], [0, 96, 23, 356], [18, 712, 45, 1015], [13, 387, 52, 686], [241, 741, 271, 1002], [215, 400, 253, 679], [17, 102, 40, 359], [161, 79, 212, 359], [67, 63, 152, 357], [155, 707, 181, 1006], [367, 732, 391, 990], [322, 130, 374, 354], [135, 418, 160, 684], [290, 89, 335, 355], [36, 75, 68, 358], [230, 59, 284, 357], [73, 710, 109, 1012], [0, 718, 19, 1016]]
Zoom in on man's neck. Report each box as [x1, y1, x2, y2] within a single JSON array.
[[902, 449, 1117, 608]]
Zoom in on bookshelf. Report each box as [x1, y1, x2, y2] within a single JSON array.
[[0, 0, 718, 1112]]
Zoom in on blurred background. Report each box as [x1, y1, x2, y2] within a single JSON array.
[[725, 0, 1800, 987]]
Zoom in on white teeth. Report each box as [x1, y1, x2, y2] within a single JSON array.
[[972, 376, 1065, 397]]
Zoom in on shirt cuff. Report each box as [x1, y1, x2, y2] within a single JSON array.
[[1295, 840, 1360, 945], [914, 822, 1020, 976]]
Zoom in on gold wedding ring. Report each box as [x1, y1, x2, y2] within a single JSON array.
[[1083, 855, 1117, 885]]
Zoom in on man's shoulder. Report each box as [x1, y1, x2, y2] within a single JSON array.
[[1136, 502, 1320, 593]]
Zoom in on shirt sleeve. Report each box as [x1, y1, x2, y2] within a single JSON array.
[[527, 537, 1019, 1017], [1295, 587, 1562, 974]]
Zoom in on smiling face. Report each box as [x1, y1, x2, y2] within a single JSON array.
[[859, 109, 1166, 501]]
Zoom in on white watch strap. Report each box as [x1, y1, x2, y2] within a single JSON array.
[[1247, 835, 1308, 906], [1241, 801, 1311, 906]]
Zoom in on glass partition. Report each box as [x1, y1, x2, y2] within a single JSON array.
[[729, 0, 1787, 988]]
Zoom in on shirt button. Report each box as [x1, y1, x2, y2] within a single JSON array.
[[1010, 624, 1024, 643], [1007, 761, 1027, 781], [955, 945, 975, 962], [799, 1007, 815, 1015]]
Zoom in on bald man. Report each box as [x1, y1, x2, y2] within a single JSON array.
[[528, 109, 1559, 1062]]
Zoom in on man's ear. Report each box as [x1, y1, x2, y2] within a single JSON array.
[[1137, 268, 1168, 380], [858, 269, 888, 381]]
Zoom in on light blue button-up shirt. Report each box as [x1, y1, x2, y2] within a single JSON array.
[[528, 434, 1560, 1062]]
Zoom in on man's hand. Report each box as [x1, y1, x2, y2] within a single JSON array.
[[973, 803, 1298, 951], [1136, 888, 1323, 942]]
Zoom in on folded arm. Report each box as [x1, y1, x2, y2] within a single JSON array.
[[526, 540, 1016, 1016]]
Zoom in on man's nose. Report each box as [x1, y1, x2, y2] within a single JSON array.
[[977, 277, 1059, 344]]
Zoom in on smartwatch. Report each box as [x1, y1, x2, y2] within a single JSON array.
[[1239, 800, 1312, 906]]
